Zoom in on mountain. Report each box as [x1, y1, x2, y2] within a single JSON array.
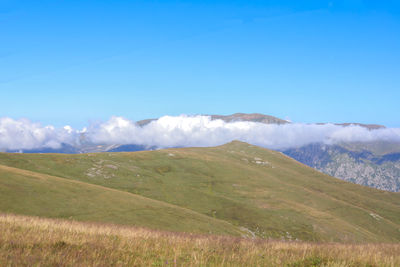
[[209, 113, 289, 124], [136, 112, 289, 126], [283, 142, 400, 192], [7, 143, 80, 154], [102, 114, 400, 193], [1, 141, 399, 242], [317, 122, 386, 130], [7, 113, 399, 192]]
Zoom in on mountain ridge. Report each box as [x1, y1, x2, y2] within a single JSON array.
[[6, 113, 399, 192]]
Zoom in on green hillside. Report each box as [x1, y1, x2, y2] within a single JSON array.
[[0, 141, 399, 242], [0, 165, 242, 235]]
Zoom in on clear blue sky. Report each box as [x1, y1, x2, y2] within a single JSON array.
[[1, 0, 400, 127]]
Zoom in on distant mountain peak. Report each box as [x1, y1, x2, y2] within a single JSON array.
[[136, 113, 289, 127], [316, 122, 386, 130], [209, 113, 289, 124], [136, 113, 384, 130]]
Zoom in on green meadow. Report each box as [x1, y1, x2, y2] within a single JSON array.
[[1, 141, 399, 243]]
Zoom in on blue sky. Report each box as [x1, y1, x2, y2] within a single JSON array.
[[1, 0, 400, 127]]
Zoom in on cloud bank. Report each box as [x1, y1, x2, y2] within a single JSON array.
[[0, 117, 79, 151], [1, 115, 400, 151]]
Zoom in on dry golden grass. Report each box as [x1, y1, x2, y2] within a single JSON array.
[[1, 214, 399, 266]]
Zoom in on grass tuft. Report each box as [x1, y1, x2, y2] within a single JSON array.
[[1, 214, 400, 266]]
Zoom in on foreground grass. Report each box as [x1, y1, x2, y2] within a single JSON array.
[[1, 214, 399, 267]]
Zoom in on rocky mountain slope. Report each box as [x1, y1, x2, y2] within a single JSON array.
[[283, 142, 400, 192]]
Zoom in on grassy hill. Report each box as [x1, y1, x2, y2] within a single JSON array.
[[0, 141, 399, 242], [0, 165, 242, 235]]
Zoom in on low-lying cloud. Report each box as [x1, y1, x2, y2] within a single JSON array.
[[1, 115, 400, 151], [0, 117, 79, 151]]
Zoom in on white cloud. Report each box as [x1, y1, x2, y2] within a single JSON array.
[[87, 115, 400, 150], [0, 117, 79, 151], [1, 115, 400, 151]]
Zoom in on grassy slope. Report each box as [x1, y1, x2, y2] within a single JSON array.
[[0, 141, 399, 242], [2, 214, 400, 267], [0, 165, 242, 236]]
